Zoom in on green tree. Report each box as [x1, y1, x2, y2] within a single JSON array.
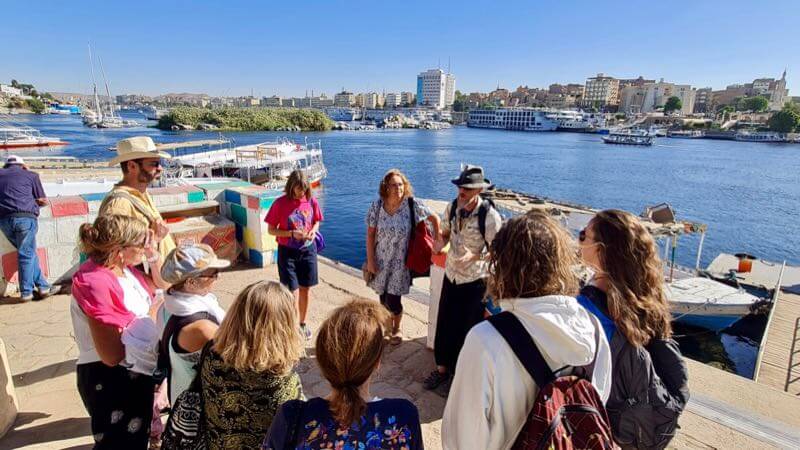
[[664, 96, 683, 114], [768, 105, 800, 133], [737, 96, 769, 112], [452, 90, 468, 112], [10, 80, 19, 88], [25, 98, 46, 114]]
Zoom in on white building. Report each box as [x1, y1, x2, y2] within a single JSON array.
[[581, 73, 620, 109], [363, 92, 378, 109], [401, 92, 415, 106], [334, 91, 355, 107], [416, 69, 456, 109], [384, 93, 402, 108], [0, 84, 24, 97], [620, 80, 695, 115]]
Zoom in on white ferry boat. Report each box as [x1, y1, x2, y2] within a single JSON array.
[[667, 130, 705, 139], [468, 108, 559, 131], [602, 129, 654, 146], [0, 126, 68, 150], [550, 110, 605, 132], [734, 131, 785, 142], [140, 105, 169, 121]]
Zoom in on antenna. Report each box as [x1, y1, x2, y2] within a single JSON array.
[[87, 43, 103, 121]]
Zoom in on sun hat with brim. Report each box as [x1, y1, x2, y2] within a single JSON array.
[[108, 136, 171, 167], [5, 155, 25, 166], [451, 164, 492, 189], [161, 243, 230, 285]]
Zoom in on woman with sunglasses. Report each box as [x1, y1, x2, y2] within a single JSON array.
[[158, 243, 230, 402], [70, 214, 168, 449]]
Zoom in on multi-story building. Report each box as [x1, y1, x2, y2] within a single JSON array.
[[334, 91, 355, 107], [384, 93, 402, 108], [400, 91, 415, 106], [310, 96, 334, 108], [544, 93, 578, 109], [416, 68, 456, 109], [581, 73, 620, 110], [281, 98, 296, 107], [262, 96, 282, 107], [619, 80, 695, 115], [362, 92, 378, 109], [693, 88, 713, 114], [548, 83, 585, 98], [711, 71, 789, 111]]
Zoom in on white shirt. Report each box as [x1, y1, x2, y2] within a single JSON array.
[[442, 295, 612, 450], [442, 197, 503, 284]]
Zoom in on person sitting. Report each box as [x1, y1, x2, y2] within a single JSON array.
[[442, 211, 612, 450], [158, 243, 230, 402], [263, 300, 424, 450], [199, 281, 304, 449], [70, 214, 167, 449]]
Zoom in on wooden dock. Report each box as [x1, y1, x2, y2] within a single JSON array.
[[754, 291, 800, 396]]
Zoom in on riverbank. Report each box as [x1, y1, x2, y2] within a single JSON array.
[[156, 106, 334, 132], [1, 258, 799, 449]]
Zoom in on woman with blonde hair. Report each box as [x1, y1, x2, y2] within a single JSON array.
[[266, 169, 323, 340], [366, 169, 440, 344], [70, 214, 167, 449], [199, 280, 304, 449], [263, 300, 424, 449], [442, 211, 612, 450], [577, 209, 689, 449]]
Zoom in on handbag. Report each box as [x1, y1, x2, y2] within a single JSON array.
[[161, 340, 214, 450], [405, 197, 434, 278], [313, 231, 325, 253], [362, 262, 376, 284]]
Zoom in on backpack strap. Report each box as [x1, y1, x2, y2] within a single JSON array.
[[487, 312, 555, 388], [477, 197, 496, 247], [100, 189, 158, 224], [407, 197, 416, 242]]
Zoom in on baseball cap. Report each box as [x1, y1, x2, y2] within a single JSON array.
[[161, 243, 230, 285], [6, 155, 25, 165]]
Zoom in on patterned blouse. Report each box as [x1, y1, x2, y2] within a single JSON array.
[[262, 397, 424, 450], [366, 198, 433, 296], [200, 349, 304, 449]]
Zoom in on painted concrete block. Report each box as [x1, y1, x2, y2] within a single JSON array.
[[36, 219, 57, 247], [1, 248, 49, 282], [224, 190, 241, 205], [235, 224, 243, 242], [0, 233, 14, 256], [247, 249, 275, 267], [187, 191, 205, 203], [80, 192, 108, 202], [168, 215, 239, 263], [55, 215, 90, 245], [38, 205, 52, 220], [230, 203, 247, 227], [48, 196, 89, 218], [47, 245, 80, 281]]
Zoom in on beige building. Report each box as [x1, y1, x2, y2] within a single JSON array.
[[334, 91, 355, 107], [362, 92, 378, 109], [262, 96, 282, 107], [581, 73, 620, 109], [400, 91, 415, 106], [384, 93, 402, 108], [620, 80, 695, 115]]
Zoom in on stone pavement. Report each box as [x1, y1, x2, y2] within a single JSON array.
[[2, 257, 800, 449]]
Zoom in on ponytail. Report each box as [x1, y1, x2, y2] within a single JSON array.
[[328, 384, 367, 427]]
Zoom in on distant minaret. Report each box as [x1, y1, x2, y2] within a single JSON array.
[[782, 68, 787, 81]]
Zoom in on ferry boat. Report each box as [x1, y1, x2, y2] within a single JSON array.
[[668, 130, 705, 139], [159, 137, 327, 188], [0, 126, 68, 150], [468, 108, 559, 131], [602, 129, 654, 145], [140, 105, 169, 121], [550, 111, 605, 132], [734, 131, 785, 142]]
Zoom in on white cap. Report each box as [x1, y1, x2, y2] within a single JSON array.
[[5, 155, 25, 165]]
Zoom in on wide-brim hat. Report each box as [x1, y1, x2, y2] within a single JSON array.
[[451, 164, 492, 189], [108, 136, 171, 167], [5, 155, 25, 166], [161, 243, 231, 285]]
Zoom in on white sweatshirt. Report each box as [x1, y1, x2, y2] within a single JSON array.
[[442, 294, 612, 450]]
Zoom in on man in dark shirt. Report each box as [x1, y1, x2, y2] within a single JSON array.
[[0, 156, 53, 301]]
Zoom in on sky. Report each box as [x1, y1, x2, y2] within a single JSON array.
[[2, 0, 798, 98]]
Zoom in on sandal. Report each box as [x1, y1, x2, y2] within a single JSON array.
[[422, 370, 450, 390], [389, 329, 403, 345]]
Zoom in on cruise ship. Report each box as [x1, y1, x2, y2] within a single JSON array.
[[549, 110, 605, 132], [468, 108, 559, 131]]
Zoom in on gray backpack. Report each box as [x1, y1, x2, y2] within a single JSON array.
[[580, 286, 690, 450]]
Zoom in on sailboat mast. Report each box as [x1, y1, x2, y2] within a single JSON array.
[[88, 43, 103, 121], [98, 56, 116, 118]]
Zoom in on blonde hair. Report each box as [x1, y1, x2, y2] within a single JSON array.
[[213, 281, 302, 374], [316, 299, 389, 427], [284, 169, 312, 200], [487, 210, 579, 300], [79, 215, 148, 267], [591, 209, 672, 346], [379, 169, 414, 201]]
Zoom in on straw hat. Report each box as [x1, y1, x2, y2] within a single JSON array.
[[108, 136, 171, 167]]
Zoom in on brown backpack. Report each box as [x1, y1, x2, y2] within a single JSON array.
[[487, 312, 619, 450]]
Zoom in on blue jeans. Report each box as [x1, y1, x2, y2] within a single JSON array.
[[0, 216, 49, 296]]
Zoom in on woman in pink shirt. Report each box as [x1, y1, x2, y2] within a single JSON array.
[[265, 170, 323, 340], [70, 214, 166, 449]]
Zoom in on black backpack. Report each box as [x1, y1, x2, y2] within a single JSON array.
[[579, 287, 690, 450], [447, 195, 497, 248]]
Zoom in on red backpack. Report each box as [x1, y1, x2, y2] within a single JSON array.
[[487, 312, 619, 450]]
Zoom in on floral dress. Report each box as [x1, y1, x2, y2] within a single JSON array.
[[263, 397, 424, 450], [366, 198, 432, 296]]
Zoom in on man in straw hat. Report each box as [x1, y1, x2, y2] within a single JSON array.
[[0, 155, 58, 301], [100, 136, 176, 262], [423, 164, 502, 391]]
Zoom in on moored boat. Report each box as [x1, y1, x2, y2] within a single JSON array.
[[0, 126, 68, 150], [668, 129, 705, 139], [601, 128, 654, 145], [734, 131, 785, 142]]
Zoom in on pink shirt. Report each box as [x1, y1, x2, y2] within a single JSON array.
[[265, 195, 323, 249], [72, 259, 155, 329]]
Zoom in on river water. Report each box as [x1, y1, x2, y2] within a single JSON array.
[[10, 112, 800, 377]]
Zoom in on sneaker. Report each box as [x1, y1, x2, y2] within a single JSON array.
[[389, 329, 403, 346], [34, 285, 62, 301], [422, 370, 450, 390], [20, 294, 34, 302], [300, 323, 312, 341]]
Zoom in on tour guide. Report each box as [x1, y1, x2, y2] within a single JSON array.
[[424, 165, 502, 390], [101, 136, 176, 260]]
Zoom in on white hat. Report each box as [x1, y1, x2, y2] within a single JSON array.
[[108, 136, 171, 167], [5, 155, 25, 165]]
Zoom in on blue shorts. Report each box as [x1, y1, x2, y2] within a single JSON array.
[[277, 245, 319, 291]]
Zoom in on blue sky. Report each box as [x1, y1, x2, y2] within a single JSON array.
[[2, 1, 797, 97]]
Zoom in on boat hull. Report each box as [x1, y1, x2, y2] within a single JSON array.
[[0, 141, 68, 149], [671, 313, 743, 332]]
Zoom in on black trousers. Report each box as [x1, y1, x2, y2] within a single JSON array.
[[379, 293, 403, 315], [76, 362, 155, 449], [433, 276, 487, 371]]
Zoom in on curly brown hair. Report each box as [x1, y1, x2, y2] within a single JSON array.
[[591, 209, 672, 346], [378, 169, 414, 201], [487, 210, 579, 301]]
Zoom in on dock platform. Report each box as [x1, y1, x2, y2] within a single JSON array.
[[755, 291, 800, 396]]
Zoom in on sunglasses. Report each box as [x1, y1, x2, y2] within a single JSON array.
[[136, 160, 162, 169]]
